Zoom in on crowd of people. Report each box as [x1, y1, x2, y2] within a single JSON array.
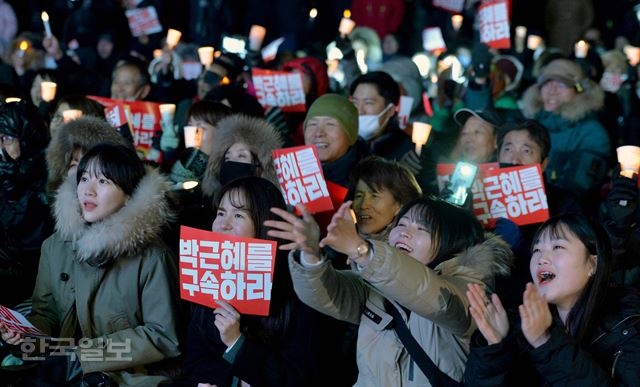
[[1, 0, 640, 386]]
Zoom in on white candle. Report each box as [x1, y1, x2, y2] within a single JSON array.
[[412, 122, 432, 156], [62, 109, 83, 123], [40, 81, 57, 102], [18, 41, 28, 58], [198, 46, 214, 68], [339, 10, 356, 37], [527, 35, 543, 50], [166, 29, 182, 50], [617, 145, 640, 178], [249, 25, 267, 51], [451, 15, 463, 32], [515, 26, 527, 53], [574, 40, 589, 58], [41, 12, 52, 38], [184, 125, 203, 148], [159, 104, 176, 126]]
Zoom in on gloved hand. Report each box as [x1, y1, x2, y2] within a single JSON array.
[[400, 149, 422, 175], [159, 121, 179, 152], [605, 170, 639, 229]]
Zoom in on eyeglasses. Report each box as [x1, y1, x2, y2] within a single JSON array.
[[0, 135, 17, 145]]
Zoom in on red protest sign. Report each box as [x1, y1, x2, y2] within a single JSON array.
[[125, 6, 162, 37], [273, 145, 333, 214], [179, 226, 277, 316], [252, 69, 306, 113], [438, 164, 549, 227], [89, 96, 162, 160], [0, 305, 46, 337], [478, 0, 511, 49], [432, 0, 465, 13]]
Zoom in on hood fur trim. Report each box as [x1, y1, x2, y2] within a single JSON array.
[[54, 167, 174, 265], [46, 116, 132, 193], [439, 234, 513, 282], [520, 82, 604, 122], [202, 114, 283, 197]]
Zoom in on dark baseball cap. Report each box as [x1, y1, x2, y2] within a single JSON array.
[[454, 108, 503, 128]]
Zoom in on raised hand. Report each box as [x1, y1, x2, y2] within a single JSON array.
[[213, 300, 241, 348], [466, 283, 509, 345], [519, 283, 552, 348], [265, 204, 321, 258], [319, 201, 364, 260]]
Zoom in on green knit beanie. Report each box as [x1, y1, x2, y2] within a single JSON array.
[[304, 94, 358, 145]]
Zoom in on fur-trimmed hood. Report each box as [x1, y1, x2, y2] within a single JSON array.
[[53, 167, 174, 266], [46, 116, 132, 192], [520, 81, 604, 123], [202, 114, 283, 197], [438, 233, 513, 286]]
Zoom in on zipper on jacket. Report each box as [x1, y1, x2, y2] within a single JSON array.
[[611, 350, 622, 379], [590, 314, 640, 345]]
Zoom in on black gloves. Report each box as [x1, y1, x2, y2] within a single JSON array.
[[606, 170, 639, 230]]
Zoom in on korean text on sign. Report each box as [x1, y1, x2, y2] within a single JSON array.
[[125, 6, 163, 37], [251, 69, 306, 113], [478, 0, 511, 49], [179, 226, 277, 316], [272, 145, 334, 214]]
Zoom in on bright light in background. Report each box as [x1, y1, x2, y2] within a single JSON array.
[[412, 53, 432, 77], [222, 36, 246, 56], [309, 8, 318, 19], [326, 41, 344, 60], [343, 9, 351, 18], [440, 55, 464, 83]]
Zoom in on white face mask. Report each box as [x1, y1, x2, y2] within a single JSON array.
[[358, 104, 393, 141], [600, 71, 627, 93]]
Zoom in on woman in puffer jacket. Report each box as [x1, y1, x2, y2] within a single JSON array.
[[464, 214, 640, 386], [267, 196, 513, 386]]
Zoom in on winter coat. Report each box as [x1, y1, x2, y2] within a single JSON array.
[[370, 118, 413, 162], [45, 116, 133, 193], [464, 287, 640, 387], [202, 114, 283, 198], [28, 169, 181, 386], [289, 236, 513, 387], [321, 138, 370, 188], [0, 102, 51, 307], [521, 83, 609, 193]]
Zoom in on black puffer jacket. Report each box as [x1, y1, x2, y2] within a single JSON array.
[[0, 101, 51, 306], [464, 287, 640, 387]]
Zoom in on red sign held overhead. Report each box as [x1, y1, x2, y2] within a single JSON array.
[[252, 69, 306, 113], [478, 0, 511, 49], [273, 145, 334, 214], [179, 226, 277, 316], [125, 6, 163, 37], [437, 163, 549, 227]]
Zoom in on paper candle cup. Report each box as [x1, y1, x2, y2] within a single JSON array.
[[166, 29, 182, 49], [412, 122, 432, 156], [574, 40, 589, 58], [62, 109, 83, 123], [249, 25, 267, 51], [41, 12, 52, 38], [339, 10, 356, 37], [198, 46, 214, 67], [624, 45, 640, 67], [527, 35, 543, 50], [40, 81, 57, 102], [451, 15, 463, 32], [515, 26, 527, 38], [515, 26, 527, 53], [159, 104, 176, 124], [617, 145, 640, 178], [184, 126, 203, 148]]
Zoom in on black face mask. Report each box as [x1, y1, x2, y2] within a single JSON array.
[[219, 160, 257, 186]]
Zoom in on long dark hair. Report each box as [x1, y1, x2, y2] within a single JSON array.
[[394, 196, 485, 269], [213, 176, 293, 344], [531, 214, 612, 344]]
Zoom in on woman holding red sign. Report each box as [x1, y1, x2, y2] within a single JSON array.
[[179, 176, 349, 387]]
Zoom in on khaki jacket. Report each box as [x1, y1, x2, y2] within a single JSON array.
[[29, 170, 181, 386], [289, 236, 512, 387]]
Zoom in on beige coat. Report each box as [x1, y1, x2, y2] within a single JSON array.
[[29, 169, 181, 386], [289, 236, 512, 387]]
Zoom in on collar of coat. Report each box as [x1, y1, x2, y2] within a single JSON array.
[[520, 82, 604, 123], [435, 234, 513, 286], [53, 167, 174, 266]]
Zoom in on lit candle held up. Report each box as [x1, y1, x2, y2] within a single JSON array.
[[309, 8, 318, 21], [18, 41, 28, 58], [412, 122, 432, 156], [40, 81, 57, 102], [5, 98, 21, 103], [527, 35, 543, 50], [624, 45, 640, 67], [159, 104, 176, 126], [451, 15, 463, 32], [617, 145, 640, 178], [166, 29, 182, 50], [184, 126, 203, 149], [249, 25, 267, 51], [198, 47, 214, 68], [41, 12, 52, 38], [339, 10, 356, 37], [515, 26, 527, 53], [62, 109, 83, 123], [574, 40, 589, 58]]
